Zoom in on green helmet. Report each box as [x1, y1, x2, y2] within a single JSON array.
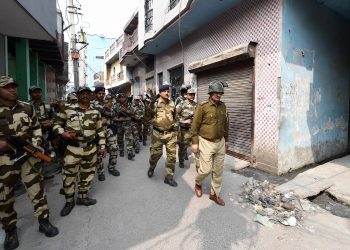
[[208, 80, 224, 94]]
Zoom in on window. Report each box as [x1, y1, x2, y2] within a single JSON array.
[[145, 55, 154, 73], [168, 65, 184, 101], [169, 0, 180, 10], [157, 72, 163, 85], [145, 0, 153, 32]]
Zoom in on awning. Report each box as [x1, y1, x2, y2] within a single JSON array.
[[188, 42, 257, 73]]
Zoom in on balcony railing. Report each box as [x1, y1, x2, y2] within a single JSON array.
[[120, 28, 138, 59], [105, 37, 123, 62]]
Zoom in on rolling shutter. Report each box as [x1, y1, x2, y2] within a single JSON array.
[[197, 60, 254, 159]]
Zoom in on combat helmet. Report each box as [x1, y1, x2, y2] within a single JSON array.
[[208, 80, 225, 94]]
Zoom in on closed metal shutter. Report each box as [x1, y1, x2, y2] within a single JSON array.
[[197, 60, 254, 159]]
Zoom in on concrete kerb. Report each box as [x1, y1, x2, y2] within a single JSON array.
[[276, 155, 350, 206]]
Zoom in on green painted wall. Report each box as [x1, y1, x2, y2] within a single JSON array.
[[15, 39, 30, 101], [30, 51, 38, 86], [39, 61, 46, 100]]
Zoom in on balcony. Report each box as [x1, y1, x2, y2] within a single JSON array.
[[105, 35, 123, 64]]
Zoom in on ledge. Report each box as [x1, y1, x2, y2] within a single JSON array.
[[188, 42, 257, 73]]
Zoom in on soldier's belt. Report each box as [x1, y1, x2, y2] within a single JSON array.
[[202, 137, 222, 143], [153, 127, 175, 134]]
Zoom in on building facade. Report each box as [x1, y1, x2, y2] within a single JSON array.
[[134, 0, 350, 174], [0, 0, 68, 102]]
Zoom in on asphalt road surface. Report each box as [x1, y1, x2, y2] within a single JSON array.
[[3, 142, 350, 250]]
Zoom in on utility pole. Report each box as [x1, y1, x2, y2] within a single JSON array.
[[68, 0, 79, 89]]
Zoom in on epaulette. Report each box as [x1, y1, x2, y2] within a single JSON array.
[[200, 101, 208, 105], [18, 100, 30, 106]]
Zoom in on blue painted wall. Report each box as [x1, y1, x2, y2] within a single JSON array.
[[278, 0, 350, 173], [86, 34, 114, 87]]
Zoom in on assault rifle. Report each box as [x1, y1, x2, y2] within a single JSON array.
[[6, 136, 52, 163], [180, 114, 194, 129]]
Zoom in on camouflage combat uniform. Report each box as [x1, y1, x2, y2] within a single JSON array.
[[132, 101, 144, 153], [92, 100, 119, 176], [0, 100, 50, 230], [176, 99, 197, 167], [53, 103, 105, 202], [113, 102, 135, 159], [29, 100, 54, 150], [146, 96, 177, 181]]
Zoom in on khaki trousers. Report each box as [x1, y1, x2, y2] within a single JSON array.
[[195, 136, 225, 196]]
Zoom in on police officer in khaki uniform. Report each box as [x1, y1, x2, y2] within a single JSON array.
[[191, 80, 228, 206], [0, 76, 59, 250], [146, 84, 178, 187]]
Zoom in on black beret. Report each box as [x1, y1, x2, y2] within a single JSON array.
[[159, 84, 170, 92], [94, 86, 105, 93]]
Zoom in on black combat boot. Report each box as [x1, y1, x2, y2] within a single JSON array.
[[147, 167, 154, 178], [98, 173, 105, 181], [164, 178, 178, 187], [4, 226, 19, 250], [38, 218, 59, 237], [60, 201, 75, 217], [179, 160, 185, 168], [108, 167, 120, 176], [76, 195, 97, 206], [135, 148, 140, 154]]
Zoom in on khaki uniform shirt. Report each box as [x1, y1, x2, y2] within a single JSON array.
[[147, 97, 176, 131], [0, 101, 42, 147], [191, 98, 228, 144], [53, 103, 106, 149]]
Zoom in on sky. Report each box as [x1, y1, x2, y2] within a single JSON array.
[[57, 0, 140, 39]]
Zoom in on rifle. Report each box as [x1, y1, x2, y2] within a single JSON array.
[[180, 114, 194, 129], [6, 136, 52, 163]]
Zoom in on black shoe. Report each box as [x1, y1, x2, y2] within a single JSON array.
[[128, 153, 134, 160], [108, 168, 120, 176], [38, 218, 59, 237], [76, 197, 97, 206], [60, 202, 75, 217], [120, 152, 124, 157], [135, 149, 140, 154], [98, 173, 105, 181], [147, 168, 154, 178], [179, 161, 185, 168], [164, 178, 178, 187], [4, 227, 19, 250]]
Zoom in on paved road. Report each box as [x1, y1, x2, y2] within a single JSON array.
[[4, 142, 350, 249]]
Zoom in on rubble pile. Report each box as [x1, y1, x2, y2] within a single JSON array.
[[241, 178, 312, 227]]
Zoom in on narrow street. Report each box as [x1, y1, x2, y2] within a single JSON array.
[[2, 143, 350, 250]]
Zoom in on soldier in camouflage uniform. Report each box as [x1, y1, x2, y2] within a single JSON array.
[[145, 84, 178, 187], [29, 86, 55, 154], [29, 85, 58, 178], [92, 87, 119, 181], [67, 92, 78, 104], [132, 96, 144, 154], [0, 76, 59, 250], [113, 93, 135, 160], [53, 86, 106, 217], [175, 84, 188, 106], [176, 88, 197, 168]]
